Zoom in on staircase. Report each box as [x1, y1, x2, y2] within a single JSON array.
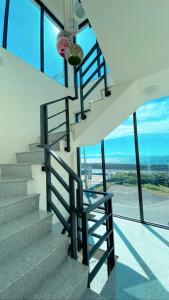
[[1, 6, 116, 298], [0, 137, 107, 300]]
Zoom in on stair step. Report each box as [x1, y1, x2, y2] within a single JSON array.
[[0, 163, 32, 179], [0, 210, 52, 264], [37, 131, 67, 143], [0, 193, 39, 224], [29, 142, 61, 151], [81, 289, 107, 300], [0, 231, 68, 300], [31, 257, 88, 300], [16, 150, 44, 164], [0, 176, 30, 197]]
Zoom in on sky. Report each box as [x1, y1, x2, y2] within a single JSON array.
[[82, 96, 169, 163]]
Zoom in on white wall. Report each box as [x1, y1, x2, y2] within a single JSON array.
[[0, 48, 72, 163], [82, 0, 169, 84]]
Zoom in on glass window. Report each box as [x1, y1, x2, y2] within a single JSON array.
[[44, 14, 65, 85], [7, 0, 40, 69], [137, 97, 169, 226], [77, 25, 98, 83], [0, 0, 6, 46], [80, 143, 103, 191], [104, 115, 140, 219]]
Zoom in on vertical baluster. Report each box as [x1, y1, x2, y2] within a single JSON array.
[[79, 67, 86, 120], [76, 182, 83, 251], [107, 197, 115, 275], [40, 104, 48, 146], [45, 147, 52, 212], [69, 175, 77, 259], [65, 98, 70, 152], [103, 58, 111, 97], [82, 211, 89, 286]]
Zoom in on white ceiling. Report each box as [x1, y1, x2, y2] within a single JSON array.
[[82, 0, 169, 84]]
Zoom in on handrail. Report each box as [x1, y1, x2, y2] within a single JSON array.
[[43, 145, 83, 259], [76, 42, 99, 71], [81, 190, 115, 286], [40, 96, 71, 151], [49, 148, 83, 186], [75, 41, 111, 120]]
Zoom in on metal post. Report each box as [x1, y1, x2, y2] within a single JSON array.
[[40, 104, 48, 146], [103, 58, 111, 97], [65, 98, 70, 152], [69, 175, 78, 259], [3, 0, 10, 48], [45, 147, 52, 212], [101, 140, 107, 192], [79, 67, 86, 120], [74, 67, 78, 99], [82, 210, 89, 286], [64, 59, 68, 88], [107, 197, 115, 275], [96, 42, 101, 78], [133, 112, 144, 222]]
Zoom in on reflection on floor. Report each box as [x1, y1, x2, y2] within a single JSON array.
[[95, 218, 169, 299]]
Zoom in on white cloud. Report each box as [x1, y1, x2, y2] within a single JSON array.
[[105, 118, 169, 140], [105, 98, 169, 140], [137, 100, 169, 121]]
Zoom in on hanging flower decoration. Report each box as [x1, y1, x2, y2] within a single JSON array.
[[56, 30, 73, 58], [65, 43, 84, 66], [56, 0, 84, 66]]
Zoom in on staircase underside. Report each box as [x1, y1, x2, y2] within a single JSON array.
[[82, 0, 169, 84]]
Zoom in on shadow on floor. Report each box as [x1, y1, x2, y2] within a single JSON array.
[[145, 225, 169, 248], [114, 223, 156, 280], [101, 261, 148, 300]]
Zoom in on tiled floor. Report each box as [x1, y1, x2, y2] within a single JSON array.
[[101, 218, 169, 300]]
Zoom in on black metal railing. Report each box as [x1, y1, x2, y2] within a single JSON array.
[[81, 190, 115, 286], [42, 145, 83, 259], [40, 38, 114, 284], [40, 96, 77, 152], [75, 42, 111, 120]]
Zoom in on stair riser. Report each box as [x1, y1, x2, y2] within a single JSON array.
[[0, 195, 39, 224], [1, 240, 68, 300], [16, 152, 44, 164], [0, 181, 27, 197], [0, 215, 52, 264], [0, 165, 32, 179], [68, 272, 89, 300], [38, 132, 67, 143]]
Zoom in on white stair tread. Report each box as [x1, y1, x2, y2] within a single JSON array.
[[32, 257, 88, 300], [0, 193, 39, 207], [0, 163, 31, 166], [16, 150, 44, 155], [0, 210, 51, 242], [0, 231, 68, 291]]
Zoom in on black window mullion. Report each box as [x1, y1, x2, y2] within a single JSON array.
[[3, 0, 10, 48], [133, 112, 144, 222], [40, 5, 44, 72]]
